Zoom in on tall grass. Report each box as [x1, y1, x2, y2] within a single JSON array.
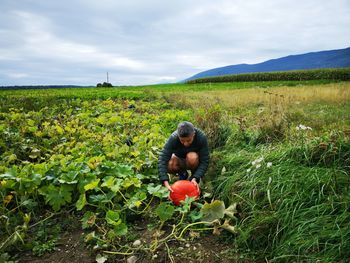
[[211, 132, 350, 262], [169, 82, 350, 109], [187, 81, 350, 262]]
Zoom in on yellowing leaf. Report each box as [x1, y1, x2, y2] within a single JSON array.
[[76, 193, 87, 210], [3, 194, 13, 206], [84, 179, 100, 191], [87, 156, 105, 169], [56, 125, 64, 135], [201, 200, 225, 222], [81, 211, 96, 229]]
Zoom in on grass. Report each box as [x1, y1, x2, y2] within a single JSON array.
[[164, 82, 350, 108], [1, 79, 349, 262], [147, 79, 349, 262], [191, 81, 350, 262], [210, 134, 350, 261]]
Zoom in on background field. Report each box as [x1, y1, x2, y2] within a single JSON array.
[[1, 80, 349, 262]]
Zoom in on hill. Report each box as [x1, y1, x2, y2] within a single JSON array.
[[186, 47, 350, 81]]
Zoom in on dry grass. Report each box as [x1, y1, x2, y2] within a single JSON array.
[[171, 82, 350, 109]]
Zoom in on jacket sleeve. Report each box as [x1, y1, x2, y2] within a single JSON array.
[[191, 132, 209, 181], [158, 135, 175, 183]]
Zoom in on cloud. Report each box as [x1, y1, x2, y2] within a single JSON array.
[[1, 0, 350, 85], [8, 11, 145, 70]]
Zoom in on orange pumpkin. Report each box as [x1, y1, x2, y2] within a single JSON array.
[[169, 180, 200, 206]]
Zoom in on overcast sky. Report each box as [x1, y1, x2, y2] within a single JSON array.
[[1, 0, 349, 86]]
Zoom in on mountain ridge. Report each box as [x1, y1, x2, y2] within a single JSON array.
[[185, 47, 350, 81]]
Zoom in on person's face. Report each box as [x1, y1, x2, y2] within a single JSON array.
[[179, 133, 195, 147]]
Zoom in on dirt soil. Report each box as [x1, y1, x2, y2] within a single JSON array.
[[18, 213, 245, 263], [19, 227, 240, 263], [20, 230, 95, 263]]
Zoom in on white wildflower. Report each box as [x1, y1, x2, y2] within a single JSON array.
[[266, 162, 272, 168], [257, 157, 264, 163], [221, 166, 226, 175], [296, 124, 312, 131], [255, 164, 261, 169], [252, 157, 264, 166], [247, 168, 251, 173], [268, 177, 272, 185]]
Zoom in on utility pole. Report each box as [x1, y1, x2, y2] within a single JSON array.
[[107, 72, 109, 83]]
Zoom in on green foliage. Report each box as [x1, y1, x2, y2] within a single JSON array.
[[97, 82, 113, 88], [200, 200, 225, 222], [155, 203, 175, 222], [32, 239, 57, 256], [1, 81, 349, 262], [212, 131, 350, 261], [39, 184, 73, 211], [0, 97, 192, 256], [186, 68, 350, 84], [194, 104, 232, 149], [0, 253, 18, 263]]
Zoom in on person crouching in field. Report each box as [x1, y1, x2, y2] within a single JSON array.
[[158, 121, 210, 192]]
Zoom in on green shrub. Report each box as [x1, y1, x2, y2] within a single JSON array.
[[187, 68, 350, 84]]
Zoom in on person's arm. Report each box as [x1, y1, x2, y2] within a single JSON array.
[[190, 132, 209, 182], [158, 134, 176, 186]]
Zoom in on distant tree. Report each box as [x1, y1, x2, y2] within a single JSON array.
[[96, 82, 112, 87], [103, 82, 113, 87]]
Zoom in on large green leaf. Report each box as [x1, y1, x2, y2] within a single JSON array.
[[114, 164, 134, 178], [147, 183, 168, 198], [84, 179, 100, 191], [122, 177, 141, 189], [105, 210, 121, 226], [155, 203, 175, 222], [39, 184, 73, 211], [58, 171, 78, 184], [113, 222, 128, 236], [89, 192, 116, 205], [127, 191, 147, 208], [200, 200, 225, 222], [76, 193, 87, 210], [101, 176, 122, 192]]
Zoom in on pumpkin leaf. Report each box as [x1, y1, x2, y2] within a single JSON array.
[[155, 202, 175, 222], [105, 210, 121, 226], [200, 200, 225, 222], [76, 193, 87, 211], [39, 184, 73, 211], [81, 211, 96, 229]]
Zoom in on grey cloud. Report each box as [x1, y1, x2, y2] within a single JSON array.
[[1, 0, 350, 86]]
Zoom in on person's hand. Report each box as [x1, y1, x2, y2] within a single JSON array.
[[191, 178, 200, 192], [163, 181, 173, 192]]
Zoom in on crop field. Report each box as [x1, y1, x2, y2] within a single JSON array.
[[1, 81, 350, 262]]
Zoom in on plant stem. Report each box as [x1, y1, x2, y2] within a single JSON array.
[[165, 242, 175, 263], [176, 221, 213, 240], [103, 250, 133, 256]]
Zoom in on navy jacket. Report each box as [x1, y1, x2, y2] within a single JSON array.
[[158, 128, 209, 182]]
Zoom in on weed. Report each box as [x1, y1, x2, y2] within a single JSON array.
[[32, 239, 57, 256], [194, 104, 232, 149]]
